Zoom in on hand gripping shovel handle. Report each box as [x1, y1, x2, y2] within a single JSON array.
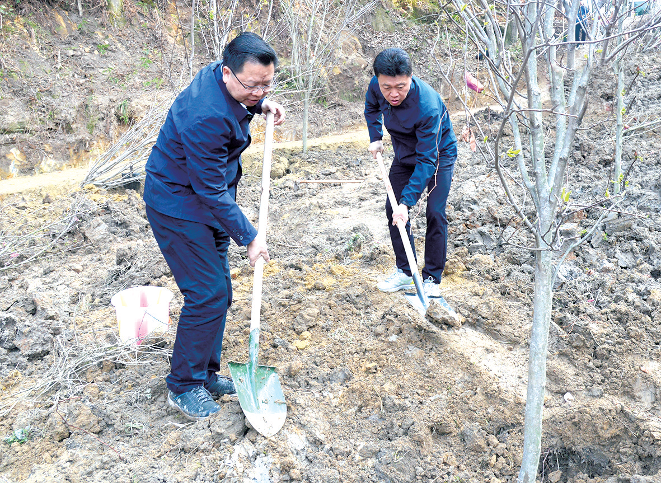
[[375, 152, 428, 309], [249, 111, 275, 366]]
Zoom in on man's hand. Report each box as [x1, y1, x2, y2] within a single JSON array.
[[261, 99, 286, 126], [247, 236, 270, 267], [392, 203, 409, 226], [368, 140, 384, 158]]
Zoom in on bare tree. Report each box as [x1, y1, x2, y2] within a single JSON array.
[[612, 0, 661, 194], [442, 0, 661, 480], [185, 0, 281, 80], [280, 0, 377, 152]]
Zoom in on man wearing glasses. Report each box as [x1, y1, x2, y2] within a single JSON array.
[[143, 32, 285, 420]]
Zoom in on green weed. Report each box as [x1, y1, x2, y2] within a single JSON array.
[[140, 48, 153, 68], [0, 4, 13, 19], [87, 116, 97, 135], [346, 233, 364, 252], [116, 99, 131, 125], [4, 427, 30, 446], [143, 77, 163, 89], [136, 0, 155, 12]]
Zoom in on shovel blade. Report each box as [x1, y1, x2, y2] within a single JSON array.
[[228, 361, 287, 438], [403, 292, 429, 316]]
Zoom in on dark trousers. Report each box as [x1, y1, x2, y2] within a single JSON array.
[[575, 23, 587, 42], [145, 205, 232, 395], [386, 158, 455, 283]]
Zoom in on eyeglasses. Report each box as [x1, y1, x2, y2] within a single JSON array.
[[229, 67, 274, 94]]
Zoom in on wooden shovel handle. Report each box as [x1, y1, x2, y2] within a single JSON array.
[[250, 112, 274, 336], [375, 152, 428, 307]]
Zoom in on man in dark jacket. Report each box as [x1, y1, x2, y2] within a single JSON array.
[[576, 1, 589, 42], [143, 32, 285, 420], [364, 48, 457, 304]]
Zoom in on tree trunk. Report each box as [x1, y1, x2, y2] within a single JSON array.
[[614, 56, 624, 195], [517, 246, 554, 482], [567, 0, 579, 70], [211, 0, 219, 60], [302, 91, 309, 153], [190, 0, 196, 81], [613, 4, 626, 195], [107, 0, 123, 20]]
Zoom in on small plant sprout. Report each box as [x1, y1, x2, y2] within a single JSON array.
[[4, 427, 31, 446], [346, 233, 364, 252]]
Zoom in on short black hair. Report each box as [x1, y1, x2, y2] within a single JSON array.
[[222, 32, 278, 73], [373, 48, 412, 77]]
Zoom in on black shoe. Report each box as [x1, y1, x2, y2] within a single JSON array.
[[205, 375, 236, 397], [167, 386, 221, 420]]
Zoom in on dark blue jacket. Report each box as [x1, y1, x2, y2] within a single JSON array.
[[364, 75, 457, 208], [143, 61, 262, 246], [577, 4, 589, 23]]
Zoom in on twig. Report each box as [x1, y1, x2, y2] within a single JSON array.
[[0, 196, 89, 272], [552, 195, 627, 285], [272, 241, 303, 249], [623, 118, 661, 134], [0, 339, 172, 416]]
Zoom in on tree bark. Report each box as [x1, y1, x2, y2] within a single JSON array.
[[613, 3, 626, 195], [518, 246, 553, 482], [107, 0, 123, 20], [302, 91, 309, 153], [190, 0, 196, 81]]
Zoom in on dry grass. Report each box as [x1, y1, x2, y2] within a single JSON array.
[[81, 94, 177, 190], [0, 334, 171, 418]]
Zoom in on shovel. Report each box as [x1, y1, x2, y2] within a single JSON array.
[[228, 112, 286, 438], [375, 152, 429, 316]]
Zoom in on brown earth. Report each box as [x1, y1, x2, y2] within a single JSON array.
[[1, 2, 661, 483]]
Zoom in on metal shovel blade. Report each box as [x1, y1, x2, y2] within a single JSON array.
[[403, 292, 428, 316], [403, 271, 429, 316], [228, 358, 287, 438]]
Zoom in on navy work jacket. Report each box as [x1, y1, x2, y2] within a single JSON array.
[[364, 75, 457, 208], [143, 61, 262, 246]]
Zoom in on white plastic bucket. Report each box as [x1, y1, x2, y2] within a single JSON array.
[[110, 286, 174, 344]]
